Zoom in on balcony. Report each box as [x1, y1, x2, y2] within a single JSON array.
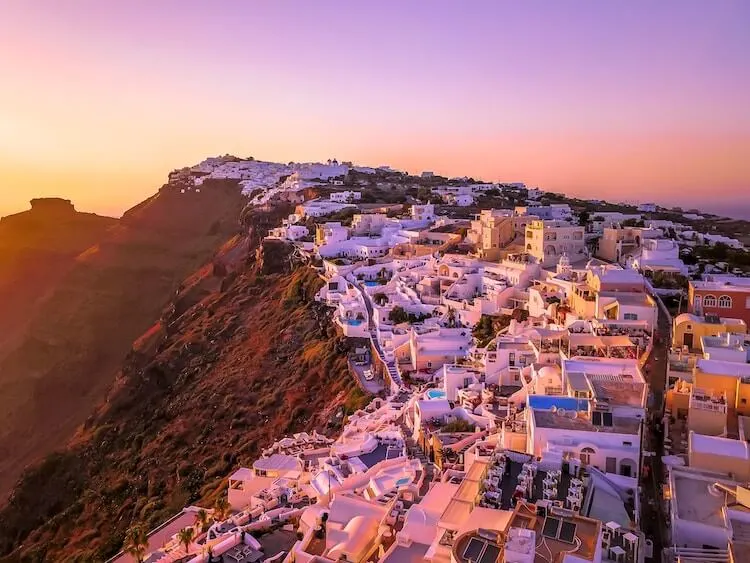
[[689, 390, 728, 413]]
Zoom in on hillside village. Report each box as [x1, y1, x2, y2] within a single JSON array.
[[85, 157, 750, 563]]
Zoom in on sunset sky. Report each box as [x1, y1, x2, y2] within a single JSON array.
[[1, 1, 749, 218]]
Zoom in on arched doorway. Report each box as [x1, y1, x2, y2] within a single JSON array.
[[579, 447, 596, 466]]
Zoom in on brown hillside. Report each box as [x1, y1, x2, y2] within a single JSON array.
[[0, 180, 249, 502], [0, 198, 117, 361], [0, 230, 363, 562]]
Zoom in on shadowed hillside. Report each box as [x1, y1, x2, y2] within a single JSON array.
[[0, 198, 117, 360], [0, 180, 249, 501], [0, 224, 363, 562]]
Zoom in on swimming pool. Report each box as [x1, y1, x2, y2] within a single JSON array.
[[345, 318, 363, 326], [364, 280, 380, 287], [395, 477, 411, 487], [425, 389, 446, 400], [527, 395, 589, 412]]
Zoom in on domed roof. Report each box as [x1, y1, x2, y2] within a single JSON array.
[[538, 365, 561, 379], [675, 313, 699, 325]]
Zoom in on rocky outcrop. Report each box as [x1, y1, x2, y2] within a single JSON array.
[[28, 197, 75, 214]]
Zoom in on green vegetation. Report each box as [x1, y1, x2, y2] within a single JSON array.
[[649, 271, 688, 290], [343, 386, 371, 414], [472, 314, 514, 347], [388, 305, 431, 325], [621, 218, 646, 227], [441, 419, 475, 433], [177, 527, 195, 554], [683, 243, 750, 273], [123, 525, 148, 563]]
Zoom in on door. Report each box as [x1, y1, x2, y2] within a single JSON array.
[[606, 457, 617, 473], [683, 333, 693, 349]]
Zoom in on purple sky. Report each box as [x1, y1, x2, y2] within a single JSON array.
[[1, 1, 749, 217]]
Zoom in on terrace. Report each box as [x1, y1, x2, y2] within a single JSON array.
[[690, 388, 728, 414], [566, 334, 640, 360], [533, 408, 641, 435], [529, 330, 568, 355], [476, 450, 582, 513], [668, 349, 699, 385], [511, 501, 601, 562]]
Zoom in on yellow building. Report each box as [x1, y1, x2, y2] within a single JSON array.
[[467, 209, 515, 261], [569, 284, 598, 319], [672, 313, 746, 352], [688, 432, 750, 481], [525, 220, 585, 267], [693, 359, 750, 417]]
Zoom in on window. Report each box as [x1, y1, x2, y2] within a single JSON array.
[[746, 296, 750, 308], [624, 313, 638, 320], [580, 447, 595, 465], [509, 352, 516, 366], [623, 441, 633, 447], [718, 295, 732, 308], [703, 294, 717, 308]]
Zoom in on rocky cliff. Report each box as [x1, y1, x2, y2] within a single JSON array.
[[0, 205, 365, 562], [0, 180, 249, 501]]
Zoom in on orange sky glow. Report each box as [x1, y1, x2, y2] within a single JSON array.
[[1, 1, 748, 218]]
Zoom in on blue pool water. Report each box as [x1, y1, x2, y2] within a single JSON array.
[[345, 318, 363, 326], [395, 477, 411, 487], [364, 280, 380, 287], [527, 395, 589, 412], [425, 389, 446, 400]]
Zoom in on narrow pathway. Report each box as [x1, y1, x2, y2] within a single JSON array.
[[639, 305, 670, 560], [350, 276, 402, 389]]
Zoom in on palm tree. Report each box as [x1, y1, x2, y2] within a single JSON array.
[[177, 527, 195, 555], [195, 508, 211, 533], [123, 525, 148, 563], [213, 495, 230, 522]]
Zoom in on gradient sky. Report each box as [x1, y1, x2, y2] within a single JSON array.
[[1, 1, 749, 218]]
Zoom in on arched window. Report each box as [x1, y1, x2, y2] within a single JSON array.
[[703, 294, 717, 308], [580, 447, 596, 465], [718, 295, 732, 308]]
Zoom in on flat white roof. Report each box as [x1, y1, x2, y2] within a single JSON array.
[[690, 432, 750, 459], [696, 358, 750, 377], [229, 467, 254, 481], [253, 454, 301, 472]]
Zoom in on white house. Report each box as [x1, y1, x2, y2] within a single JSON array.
[[411, 204, 435, 222], [330, 191, 362, 203]]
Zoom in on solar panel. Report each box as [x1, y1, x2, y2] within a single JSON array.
[[479, 543, 502, 563], [463, 537, 485, 561], [542, 517, 561, 538], [602, 412, 613, 426], [559, 521, 578, 544]]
